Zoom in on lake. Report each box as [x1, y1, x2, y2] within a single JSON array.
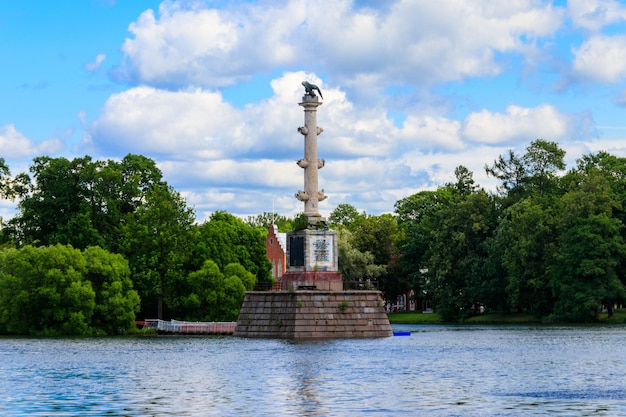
[[1, 324, 625, 416]]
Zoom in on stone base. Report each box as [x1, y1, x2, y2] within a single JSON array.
[[281, 270, 343, 291], [234, 290, 393, 339]]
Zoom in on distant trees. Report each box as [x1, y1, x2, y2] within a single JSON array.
[[0, 155, 271, 334], [396, 140, 626, 321], [2, 139, 626, 331]]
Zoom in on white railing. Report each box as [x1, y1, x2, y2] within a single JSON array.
[[142, 319, 236, 334]]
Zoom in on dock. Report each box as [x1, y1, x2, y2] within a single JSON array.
[[139, 319, 236, 335]]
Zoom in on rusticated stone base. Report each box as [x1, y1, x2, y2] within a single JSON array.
[[234, 290, 392, 339]]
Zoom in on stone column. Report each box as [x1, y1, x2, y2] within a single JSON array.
[[296, 96, 326, 223]]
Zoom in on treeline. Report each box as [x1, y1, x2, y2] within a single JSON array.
[[393, 140, 626, 322], [1, 139, 625, 333], [0, 155, 271, 335]]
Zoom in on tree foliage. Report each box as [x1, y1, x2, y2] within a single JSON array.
[[6, 154, 163, 251], [0, 245, 138, 335], [120, 183, 195, 319], [190, 211, 272, 291], [337, 228, 386, 286], [2, 141, 626, 329], [398, 142, 626, 322]]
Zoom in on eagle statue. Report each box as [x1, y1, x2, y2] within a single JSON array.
[[301, 81, 323, 99]]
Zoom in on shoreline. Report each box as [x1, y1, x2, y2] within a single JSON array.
[[388, 309, 626, 325]]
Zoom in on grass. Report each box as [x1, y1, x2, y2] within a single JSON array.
[[388, 309, 626, 324], [600, 309, 626, 324], [388, 311, 442, 324]]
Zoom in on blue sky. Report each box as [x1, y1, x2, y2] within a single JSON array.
[[2, 0, 626, 222]]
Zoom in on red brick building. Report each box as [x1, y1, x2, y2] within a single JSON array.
[[265, 225, 287, 291]]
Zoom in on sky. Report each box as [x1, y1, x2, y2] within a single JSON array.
[[2, 0, 626, 222]]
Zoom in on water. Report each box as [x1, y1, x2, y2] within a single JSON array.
[[1, 325, 625, 416]]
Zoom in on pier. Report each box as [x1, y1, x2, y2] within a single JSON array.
[[139, 319, 236, 335]]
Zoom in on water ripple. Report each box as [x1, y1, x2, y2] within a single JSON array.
[[1, 326, 626, 416]]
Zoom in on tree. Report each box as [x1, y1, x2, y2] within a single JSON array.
[[523, 139, 566, 196], [121, 183, 195, 319], [83, 246, 140, 335], [497, 198, 557, 316], [245, 212, 293, 232], [329, 203, 365, 231], [337, 228, 386, 288], [427, 187, 497, 320], [0, 245, 95, 336], [395, 189, 452, 310], [6, 154, 164, 251], [224, 262, 257, 291], [548, 169, 626, 321], [486, 139, 566, 205], [0, 244, 141, 336], [190, 211, 272, 290], [177, 260, 247, 321], [485, 149, 527, 204]]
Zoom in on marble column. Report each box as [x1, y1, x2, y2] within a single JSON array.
[[296, 95, 326, 223]]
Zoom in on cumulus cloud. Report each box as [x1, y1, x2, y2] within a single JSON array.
[[89, 72, 397, 161], [113, 0, 563, 92], [396, 115, 463, 151], [90, 86, 244, 158], [0, 124, 65, 160], [567, 0, 626, 31], [572, 35, 626, 83], [89, 64, 601, 219], [571, 35, 626, 83], [462, 104, 583, 145]]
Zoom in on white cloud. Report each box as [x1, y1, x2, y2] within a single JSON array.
[[114, 0, 563, 91], [462, 104, 579, 145], [85, 53, 106, 71], [567, 0, 626, 31], [90, 86, 245, 158], [0, 124, 65, 160], [88, 65, 602, 220], [397, 115, 464, 151], [571, 35, 626, 83], [89, 72, 398, 161]]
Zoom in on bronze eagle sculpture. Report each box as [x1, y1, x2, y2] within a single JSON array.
[[302, 81, 323, 99]]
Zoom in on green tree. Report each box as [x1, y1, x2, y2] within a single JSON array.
[[548, 169, 626, 321], [337, 228, 386, 288], [178, 260, 247, 321], [224, 262, 257, 291], [523, 139, 566, 196], [428, 187, 497, 320], [349, 213, 402, 299], [395, 188, 452, 311], [121, 183, 195, 319], [245, 212, 293, 232], [0, 245, 95, 336], [329, 203, 365, 231], [486, 139, 566, 205], [498, 198, 557, 316], [6, 154, 163, 251], [190, 211, 272, 290], [83, 246, 140, 334]]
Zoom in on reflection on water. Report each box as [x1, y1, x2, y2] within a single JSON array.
[[1, 325, 625, 416]]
